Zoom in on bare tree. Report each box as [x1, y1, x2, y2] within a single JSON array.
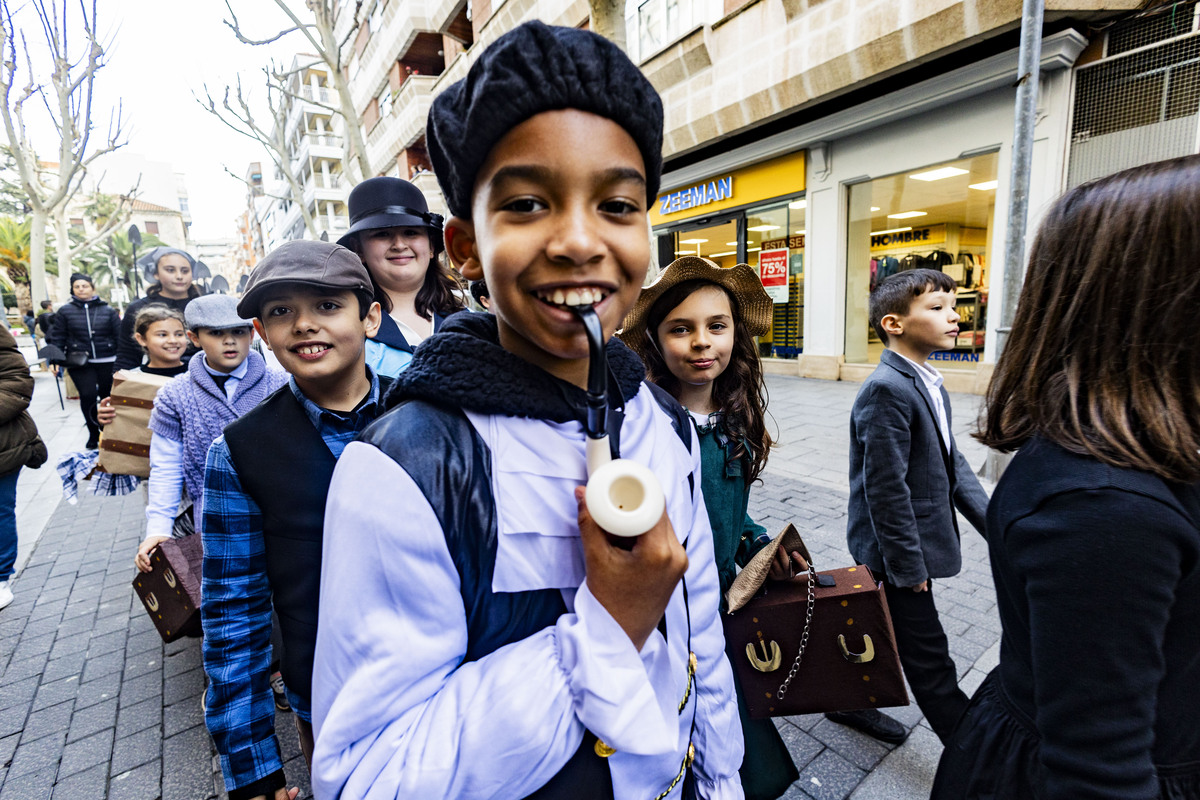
[[197, 69, 321, 239], [224, 0, 374, 181], [0, 0, 134, 304]]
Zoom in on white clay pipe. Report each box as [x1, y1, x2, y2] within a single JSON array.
[[573, 305, 665, 538]]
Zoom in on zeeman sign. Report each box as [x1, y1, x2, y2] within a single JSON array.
[[658, 177, 734, 216]]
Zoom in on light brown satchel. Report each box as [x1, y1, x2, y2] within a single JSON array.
[[97, 369, 173, 477]]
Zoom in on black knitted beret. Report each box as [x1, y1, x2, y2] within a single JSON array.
[[427, 20, 664, 219]]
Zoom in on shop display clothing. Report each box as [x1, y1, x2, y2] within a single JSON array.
[[311, 312, 744, 800], [692, 412, 798, 799], [932, 437, 1200, 800]]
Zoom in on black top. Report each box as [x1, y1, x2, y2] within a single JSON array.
[[139, 364, 188, 378], [47, 296, 120, 361], [988, 437, 1200, 798]]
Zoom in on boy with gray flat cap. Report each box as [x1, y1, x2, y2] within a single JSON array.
[[200, 240, 387, 800]]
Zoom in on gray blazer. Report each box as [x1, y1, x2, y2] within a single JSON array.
[[846, 348, 989, 586]]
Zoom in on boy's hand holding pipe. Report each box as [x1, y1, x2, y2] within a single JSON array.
[[575, 486, 688, 652]]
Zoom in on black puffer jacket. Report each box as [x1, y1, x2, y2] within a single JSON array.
[[0, 326, 47, 474], [48, 295, 121, 362]]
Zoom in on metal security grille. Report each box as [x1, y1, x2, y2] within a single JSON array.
[[1067, 2, 1200, 186]]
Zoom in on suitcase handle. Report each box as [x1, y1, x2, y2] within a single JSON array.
[[838, 633, 875, 664]]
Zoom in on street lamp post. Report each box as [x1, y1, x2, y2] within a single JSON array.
[[128, 224, 142, 299]]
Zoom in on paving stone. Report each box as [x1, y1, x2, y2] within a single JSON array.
[[161, 725, 215, 800], [114, 696, 159, 739], [0, 766, 55, 800], [847, 724, 943, 800], [107, 759, 161, 800], [0, 676, 38, 713], [796, 749, 867, 800], [124, 629, 160, 657], [809, 718, 892, 771], [75, 672, 122, 711], [41, 650, 87, 683], [57, 728, 113, 778], [51, 762, 109, 800], [31, 675, 79, 712], [81, 650, 125, 683], [19, 701, 74, 743], [163, 667, 205, 707], [7, 730, 65, 777], [117, 672, 160, 710], [775, 718, 825, 770], [67, 697, 116, 743], [86, 630, 127, 658], [0, 653, 48, 687], [123, 653, 160, 681], [110, 727, 160, 775], [0, 704, 27, 740], [163, 695, 204, 739]]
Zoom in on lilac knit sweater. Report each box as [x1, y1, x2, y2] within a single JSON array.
[[149, 351, 288, 511]]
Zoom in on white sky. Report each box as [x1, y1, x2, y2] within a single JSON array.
[[13, 0, 312, 240]]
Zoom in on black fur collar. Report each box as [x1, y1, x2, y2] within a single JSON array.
[[385, 312, 647, 423]]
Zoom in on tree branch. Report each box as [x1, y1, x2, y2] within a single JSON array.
[[223, 0, 313, 46]]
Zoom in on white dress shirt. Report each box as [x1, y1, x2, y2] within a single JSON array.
[[895, 351, 951, 454]]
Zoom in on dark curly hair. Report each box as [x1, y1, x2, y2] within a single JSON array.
[[642, 280, 773, 483]]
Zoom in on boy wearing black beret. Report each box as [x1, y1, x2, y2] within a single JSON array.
[[312, 20, 745, 800]]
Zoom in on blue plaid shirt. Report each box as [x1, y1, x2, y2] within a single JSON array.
[[201, 370, 383, 798]]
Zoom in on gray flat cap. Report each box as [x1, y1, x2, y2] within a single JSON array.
[[184, 294, 251, 331], [237, 240, 372, 319]]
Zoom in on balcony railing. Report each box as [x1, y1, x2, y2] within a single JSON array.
[[300, 85, 335, 104]]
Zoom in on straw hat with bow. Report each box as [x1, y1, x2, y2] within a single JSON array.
[[620, 256, 774, 359]]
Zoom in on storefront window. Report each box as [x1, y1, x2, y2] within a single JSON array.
[[844, 152, 997, 366], [748, 200, 805, 358]]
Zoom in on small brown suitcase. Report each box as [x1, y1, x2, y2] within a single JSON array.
[[132, 534, 204, 642], [724, 565, 909, 718]]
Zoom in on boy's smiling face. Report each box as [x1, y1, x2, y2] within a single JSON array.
[[447, 109, 651, 388], [252, 285, 381, 392]]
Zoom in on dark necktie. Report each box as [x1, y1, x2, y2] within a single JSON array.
[[212, 375, 230, 398]]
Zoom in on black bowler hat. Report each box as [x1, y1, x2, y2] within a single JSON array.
[[337, 177, 443, 249]]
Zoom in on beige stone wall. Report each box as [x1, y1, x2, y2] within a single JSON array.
[[643, 0, 1140, 159]]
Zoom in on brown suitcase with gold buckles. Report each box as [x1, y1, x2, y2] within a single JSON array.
[[98, 369, 173, 477], [723, 525, 908, 718], [132, 534, 203, 642]]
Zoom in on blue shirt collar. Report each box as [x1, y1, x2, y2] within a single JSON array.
[[289, 366, 382, 428], [200, 354, 250, 381]]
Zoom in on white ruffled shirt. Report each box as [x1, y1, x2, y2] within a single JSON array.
[[311, 384, 745, 799]]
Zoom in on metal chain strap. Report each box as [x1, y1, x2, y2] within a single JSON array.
[[775, 563, 817, 701]]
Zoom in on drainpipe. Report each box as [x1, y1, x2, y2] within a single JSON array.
[[983, 0, 1044, 483]]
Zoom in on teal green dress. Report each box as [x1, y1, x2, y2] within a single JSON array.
[[693, 414, 799, 800]]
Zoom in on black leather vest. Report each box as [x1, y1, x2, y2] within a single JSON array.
[[223, 386, 336, 706], [360, 389, 693, 799]]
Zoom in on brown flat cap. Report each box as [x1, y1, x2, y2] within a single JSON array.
[[619, 256, 773, 359], [237, 240, 372, 319]]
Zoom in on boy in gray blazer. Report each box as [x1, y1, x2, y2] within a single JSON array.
[[831, 268, 989, 746]]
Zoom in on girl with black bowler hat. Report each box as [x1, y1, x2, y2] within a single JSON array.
[[338, 177, 464, 376]]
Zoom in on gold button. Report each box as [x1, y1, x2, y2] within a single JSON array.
[[688, 652, 697, 673], [685, 742, 695, 768], [594, 739, 616, 758]]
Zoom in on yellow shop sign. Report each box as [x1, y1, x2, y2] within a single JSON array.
[[650, 150, 806, 227]]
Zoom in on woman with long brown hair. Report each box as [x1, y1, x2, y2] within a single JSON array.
[[932, 155, 1200, 799]]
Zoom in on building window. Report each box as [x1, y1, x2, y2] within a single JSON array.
[[844, 152, 997, 366], [748, 201, 805, 359], [145, 221, 159, 235], [379, 85, 393, 119], [69, 218, 84, 231]]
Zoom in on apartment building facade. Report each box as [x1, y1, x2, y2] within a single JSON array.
[[258, 57, 352, 249], [340, 0, 1199, 390]]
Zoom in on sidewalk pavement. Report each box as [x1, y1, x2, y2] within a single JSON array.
[[0, 353, 1001, 799]]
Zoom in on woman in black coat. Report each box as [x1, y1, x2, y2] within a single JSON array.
[[48, 273, 121, 449], [113, 247, 200, 371], [931, 155, 1200, 800]]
